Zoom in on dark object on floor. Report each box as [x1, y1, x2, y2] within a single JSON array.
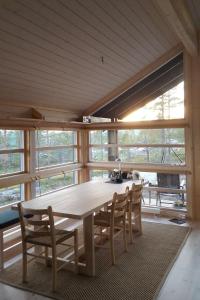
[[169, 218, 186, 225]]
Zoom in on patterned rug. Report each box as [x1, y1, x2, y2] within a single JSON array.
[[0, 222, 190, 300]]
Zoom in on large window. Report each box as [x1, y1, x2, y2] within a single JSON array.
[[123, 82, 184, 122], [89, 130, 108, 144], [89, 128, 185, 165], [90, 170, 109, 181], [118, 128, 185, 165], [89, 130, 117, 162], [36, 130, 77, 169], [36, 171, 78, 197], [0, 184, 24, 207], [0, 130, 24, 176]]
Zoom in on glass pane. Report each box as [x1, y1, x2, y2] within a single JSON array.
[[0, 184, 24, 207], [118, 128, 184, 145], [90, 170, 109, 181], [90, 147, 108, 161], [0, 130, 23, 150], [36, 130, 77, 147], [36, 148, 77, 168], [123, 81, 184, 121], [138, 172, 187, 210], [89, 130, 108, 144], [36, 172, 77, 196], [0, 153, 24, 175], [119, 147, 185, 165]]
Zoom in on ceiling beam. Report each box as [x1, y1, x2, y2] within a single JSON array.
[[83, 44, 183, 117], [155, 0, 198, 56], [31, 108, 45, 120]]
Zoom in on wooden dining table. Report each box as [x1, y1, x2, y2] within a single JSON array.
[[21, 180, 141, 276]]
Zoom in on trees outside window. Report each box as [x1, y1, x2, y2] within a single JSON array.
[[0, 130, 24, 176]]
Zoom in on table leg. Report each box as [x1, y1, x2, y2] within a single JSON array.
[[83, 214, 95, 276]]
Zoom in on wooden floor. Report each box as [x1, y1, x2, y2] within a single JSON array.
[[0, 217, 199, 300]]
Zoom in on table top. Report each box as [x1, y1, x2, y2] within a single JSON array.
[[22, 180, 141, 220]]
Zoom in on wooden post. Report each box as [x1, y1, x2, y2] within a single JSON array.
[[29, 130, 36, 199], [184, 48, 200, 220], [78, 129, 89, 183], [24, 130, 31, 201]]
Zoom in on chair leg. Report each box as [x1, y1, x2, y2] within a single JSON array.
[[45, 247, 49, 266], [74, 229, 79, 274], [149, 191, 151, 205], [52, 246, 57, 292], [123, 217, 128, 252], [0, 231, 3, 271], [110, 228, 115, 265], [100, 226, 103, 243], [22, 243, 27, 283], [138, 207, 142, 235], [128, 204, 133, 244]]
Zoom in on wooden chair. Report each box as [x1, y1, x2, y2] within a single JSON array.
[[127, 183, 143, 243], [18, 203, 79, 292], [94, 188, 129, 265]]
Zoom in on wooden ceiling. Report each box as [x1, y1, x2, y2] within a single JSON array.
[[0, 0, 182, 118], [186, 0, 200, 30]]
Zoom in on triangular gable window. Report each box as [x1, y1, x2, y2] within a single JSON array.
[[93, 53, 183, 119], [123, 81, 184, 121]]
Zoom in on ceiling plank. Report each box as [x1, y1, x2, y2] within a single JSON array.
[[83, 43, 183, 116], [155, 0, 198, 56]]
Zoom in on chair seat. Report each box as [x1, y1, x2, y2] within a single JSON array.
[[94, 211, 123, 227], [26, 228, 75, 247]]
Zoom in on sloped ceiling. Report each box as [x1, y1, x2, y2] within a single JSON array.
[[0, 0, 180, 118], [186, 0, 200, 30]]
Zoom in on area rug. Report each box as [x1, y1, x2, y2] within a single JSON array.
[[0, 222, 190, 300]]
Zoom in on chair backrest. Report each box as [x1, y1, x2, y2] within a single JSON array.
[[130, 183, 143, 203], [17, 203, 55, 245], [111, 187, 129, 221], [157, 173, 180, 189]]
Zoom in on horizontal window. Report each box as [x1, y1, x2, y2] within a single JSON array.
[[0, 184, 24, 207], [89, 147, 109, 162], [0, 130, 24, 176], [0, 153, 24, 176], [119, 147, 185, 165], [90, 170, 109, 181], [89, 130, 108, 145], [35, 130, 78, 169], [36, 171, 78, 197], [36, 130, 77, 147], [36, 148, 77, 169], [0, 130, 23, 150], [118, 128, 184, 145]]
